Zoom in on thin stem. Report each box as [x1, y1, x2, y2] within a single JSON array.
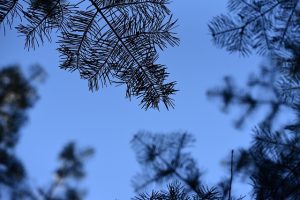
[[100, 1, 165, 11], [44, 178, 63, 200], [228, 150, 234, 200]]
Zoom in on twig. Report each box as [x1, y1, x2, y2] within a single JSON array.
[[228, 150, 234, 200]]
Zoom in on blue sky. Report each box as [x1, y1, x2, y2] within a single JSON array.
[[0, 1, 263, 199]]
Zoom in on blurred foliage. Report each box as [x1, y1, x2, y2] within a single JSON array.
[[0, 66, 39, 199], [131, 132, 241, 200], [131, 0, 300, 199], [39, 142, 94, 200], [131, 127, 300, 199], [131, 132, 201, 192], [208, 0, 300, 199], [209, 0, 300, 56], [0, 66, 93, 200], [207, 64, 289, 130], [0, 66, 39, 148]]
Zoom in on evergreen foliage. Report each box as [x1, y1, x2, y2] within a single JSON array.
[[131, 132, 241, 200], [131, 0, 300, 199], [208, 0, 300, 199], [0, 0, 179, 110], [209, 0, 300, 56], [3, 0, 300, 199]]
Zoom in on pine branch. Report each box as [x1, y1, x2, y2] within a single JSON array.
[[59, 0, 179, 110], [279, 0, 299, 45], [209, 0, 287, 55], [1, 0, 179, 109], [132, 132, 203, 195], [0, 0, 22, 32], [17, 0, 72, 49], [207, 65, 290, 129], [92, 0, 178, 110], [133, 182, 221, 200]]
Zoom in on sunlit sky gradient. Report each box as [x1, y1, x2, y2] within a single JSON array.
[[0, 1, 263, 199]]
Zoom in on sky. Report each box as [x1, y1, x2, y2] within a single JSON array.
[[0, 1, 263, 199]]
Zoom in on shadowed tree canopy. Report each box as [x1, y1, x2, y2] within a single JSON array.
[[208, 0, 300, 109], [128, 0, 300, 199], [3, 0, 300, 199], [130, 130, 300, 199], [0, 66, 93, 200], [0, 0, 179, 110], [207, 65, 300, 199], [207, 0, 300, 199]]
